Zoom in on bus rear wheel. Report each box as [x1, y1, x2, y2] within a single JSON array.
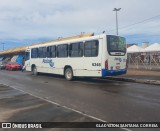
[[64, 68, 73, 81]]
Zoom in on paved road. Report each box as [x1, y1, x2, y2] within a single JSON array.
[[0, 70, 160, 129], [1, 84, 108, 131]]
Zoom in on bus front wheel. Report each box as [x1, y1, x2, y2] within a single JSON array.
[[65, 68, 73, 81], [32, 66, 38, 76]]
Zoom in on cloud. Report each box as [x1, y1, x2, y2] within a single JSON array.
[[0, 0, 160, 44]]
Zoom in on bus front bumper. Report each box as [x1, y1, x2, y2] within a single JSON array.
[[102, 68, 127, 77]]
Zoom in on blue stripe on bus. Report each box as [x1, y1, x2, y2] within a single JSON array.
[[102, 68, 127, 77]]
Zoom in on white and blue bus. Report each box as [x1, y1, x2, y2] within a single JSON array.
[[25, 34, 127, 80]]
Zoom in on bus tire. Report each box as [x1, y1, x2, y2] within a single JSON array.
[[64, 68, 73, 81], [32, 66, 38, 76]]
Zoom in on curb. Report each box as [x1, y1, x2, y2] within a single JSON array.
[[106, 77, 160, 85]]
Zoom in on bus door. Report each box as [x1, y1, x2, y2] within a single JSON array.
[[25, 50, 31, 71]]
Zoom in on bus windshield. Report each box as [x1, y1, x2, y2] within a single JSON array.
[[107, 35, 126, 55]]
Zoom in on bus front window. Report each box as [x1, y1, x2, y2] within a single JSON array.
[[107, 35, 126, 56]]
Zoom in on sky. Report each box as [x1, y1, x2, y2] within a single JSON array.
[[0, 0, 160, 50]]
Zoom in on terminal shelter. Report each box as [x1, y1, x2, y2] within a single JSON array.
[[127, 43, 160, 70]]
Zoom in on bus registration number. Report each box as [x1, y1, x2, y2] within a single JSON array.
[[92, 63, 101, 66]]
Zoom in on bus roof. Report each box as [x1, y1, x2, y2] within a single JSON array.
[[29, 33, 106, 48]]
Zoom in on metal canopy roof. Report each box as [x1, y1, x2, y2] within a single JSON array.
[[0, 33, 94, 56], [127, 45, 143, 53], [143, 43, 160, 52]]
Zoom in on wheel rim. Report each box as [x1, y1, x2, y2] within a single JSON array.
[[33, 68, 37, 75], [66, 70, 71, 79]]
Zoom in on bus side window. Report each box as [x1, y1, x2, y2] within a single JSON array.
[[92, 40, 99, 57], [38, 47, 47, 58], [47, 47, 50, 58], [47, 46, 56, 58], [38, 47, 43, 58], [84, 40, 99, 57], [43, 47, 47, 58], [79, 43, 84, 57], [31, 48, 38, 58], [70, 42, 83, 57], [57, 44, 68, 58], [51, 46, 56, 58]]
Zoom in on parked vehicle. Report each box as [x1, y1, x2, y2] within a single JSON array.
[[0, 57, 4, 61], [0, 61, 8, 70], [5, 63, 22, 71], [0, 57, 11, 70], [0, 61, 7, 70]]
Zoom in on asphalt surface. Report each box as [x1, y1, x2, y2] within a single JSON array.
[[0, 84, 96, 122], [109, 69, 160, 85], [117, 74, 160, 81], [0, 84, 108, 131], [0, 70, 160, 131]]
